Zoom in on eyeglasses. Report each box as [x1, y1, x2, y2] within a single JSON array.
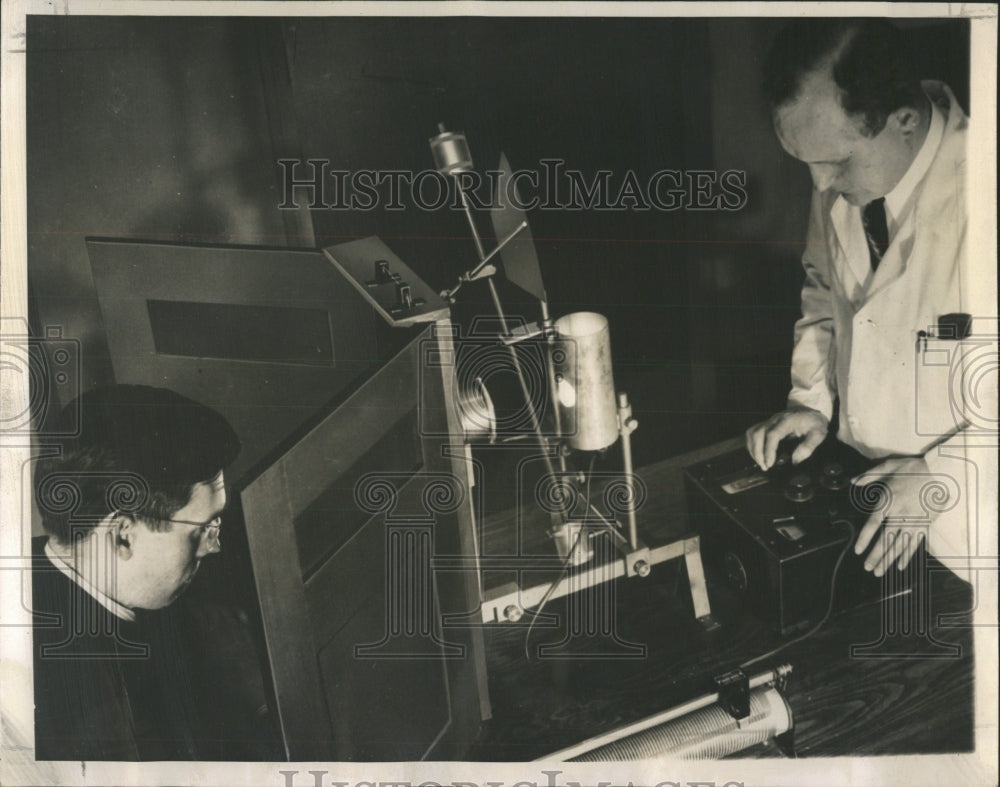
[[163, 514, 222, 550]]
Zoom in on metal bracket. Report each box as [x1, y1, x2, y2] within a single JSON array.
[[324, 238, 449, 326], [498, 320, 549, 346], [480, 534, 710, 624], [683, 534, 719, 630], [623, 544, 652, 578], [440, 219, 528, 300], [713, 668, 751, 721]]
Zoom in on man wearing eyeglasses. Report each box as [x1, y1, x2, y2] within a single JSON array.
[[32, 384, 241, 760]]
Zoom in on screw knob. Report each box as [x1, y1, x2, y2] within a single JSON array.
[[784, 472, 815, 502], [821, 462, 847, 490]]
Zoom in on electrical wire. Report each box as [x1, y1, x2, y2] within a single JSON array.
[[523, 452, 599, 662], [739, 519, 855, 670]]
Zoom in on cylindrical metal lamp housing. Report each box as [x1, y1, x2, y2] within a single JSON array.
[[430, 131, 474, 174], [554, 312, 618, 452]]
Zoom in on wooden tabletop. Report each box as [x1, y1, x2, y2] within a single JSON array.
[[470, 438, 975, 760]]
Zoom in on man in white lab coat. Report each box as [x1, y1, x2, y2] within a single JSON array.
[[746, 19, 994, 583]]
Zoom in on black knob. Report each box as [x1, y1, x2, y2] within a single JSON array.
[[784, 472, 815, 502], [821, 461, 847, 490], [725, 552, 748, 593]]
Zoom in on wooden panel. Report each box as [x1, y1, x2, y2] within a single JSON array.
[[303, 474, 454, 652], [303, 513, 385, 649], [420, 321, 493, 733], [240, 331, 424, 759], [318, 590, 451, 761], [241, 321, 490, 760], [294, 409, 420, 579], [88, 238, 379, 485], [240, 459, 332, 760], [253, 338, 421, 518]]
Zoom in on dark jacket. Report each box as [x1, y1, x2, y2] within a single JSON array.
[[32, 536, 200, 760]]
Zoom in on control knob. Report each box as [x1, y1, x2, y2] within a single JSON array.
[[820, 461, 847, 491], [784, 472, 815, 502]]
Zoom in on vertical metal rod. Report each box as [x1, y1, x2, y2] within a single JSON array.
[[618, 391, 639, 550], [455, 183, 558, 485], [540, 301, 567, 474], [491, 280, 557, 483], [457, 188, 487, 262]]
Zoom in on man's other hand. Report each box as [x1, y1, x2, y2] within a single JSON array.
[[853, 456, 936, 575], [745, 408, 829, 470]]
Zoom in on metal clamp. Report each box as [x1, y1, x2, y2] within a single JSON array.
[[713, 668, 751, 721]]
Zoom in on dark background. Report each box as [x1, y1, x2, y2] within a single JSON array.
[[27, 15, 970, 474]]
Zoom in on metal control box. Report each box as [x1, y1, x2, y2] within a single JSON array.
[[684, 439, 916, 635]]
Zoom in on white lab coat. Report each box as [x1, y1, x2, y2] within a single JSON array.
[[787, 81, 996, 580]]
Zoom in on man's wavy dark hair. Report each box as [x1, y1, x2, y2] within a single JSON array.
[[35, 384, 241, 544], [762, 18, 925, 136]]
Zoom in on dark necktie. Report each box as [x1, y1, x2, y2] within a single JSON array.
[[862, 197, 889, 271]]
